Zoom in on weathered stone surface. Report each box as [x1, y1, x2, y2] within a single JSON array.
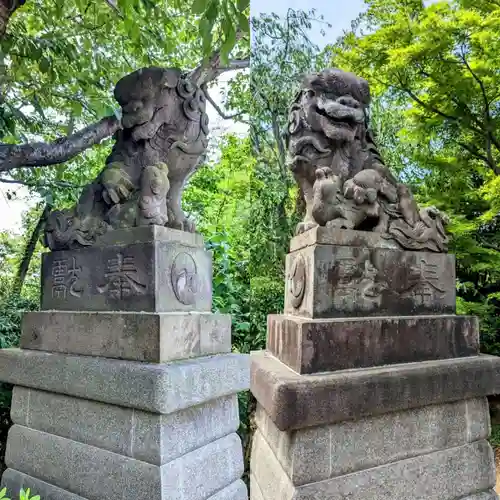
[[43, 67, 211, 251], [21, 311, 231, 363], [207, 479, 247, 500], [41, 240, 212, 313], [250, 475, 265, 500], [287, 69, 449, 253], [458, 493, 499, 500], [1, 469, 86, 500], [251, 350, 500, 431], [284, 244, 456, 318], [290, 226, 400, 253], [11, 386, 239, 465], [251, 431, 495, 500], [161, 432, 244, 500], [267, 314, 478, 373], [254, 398, 490, 485], [0, 348, 249, 414], [6, 425, 244, 500], [95, 225, 205, 248]]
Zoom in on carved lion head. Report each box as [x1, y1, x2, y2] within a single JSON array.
[[113, 67, 209, 147]]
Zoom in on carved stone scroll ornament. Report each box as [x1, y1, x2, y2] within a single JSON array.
[[171, 252, 199, 305], [286, 68, 449, 253], [288, 253, 306, 308], [44, 67, 210, 251]]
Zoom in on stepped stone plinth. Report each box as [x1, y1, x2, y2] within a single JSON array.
[[0, 227, 249, 500], [250, 226, 500, 500]]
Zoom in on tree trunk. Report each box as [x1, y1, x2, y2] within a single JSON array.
[[0, 0, 26, 40], [13, 203, 50, 295]]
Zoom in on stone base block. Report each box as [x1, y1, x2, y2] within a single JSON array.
[[11, 387, 240, 465], [289, 226, 401, 253], [21, 310, 231, 363], [251, 350, 500, 431], [41, 226, 212, 313], [267, 313, 478, 373], [0, 348, 249, 414], [284, 242, 456, 318], [4, 425, 244, 500], [254, 398, 490, 486], [251, 431, 495, 500], [210, 480, 248, 499]]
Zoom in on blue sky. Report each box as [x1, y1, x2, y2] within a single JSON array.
[[251, 0, 367, 47]]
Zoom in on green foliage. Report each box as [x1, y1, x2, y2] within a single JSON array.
[[0, 487, 40, 500], [329, 0, 500, 354], [490, 424, 500, 449]]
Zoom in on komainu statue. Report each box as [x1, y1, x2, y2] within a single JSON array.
[[286, 68, 449, 253], [44, 66, 209, 251]]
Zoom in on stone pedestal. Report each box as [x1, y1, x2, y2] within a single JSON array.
[[250, 227, 500, 500], [0, 227, 249, 500]]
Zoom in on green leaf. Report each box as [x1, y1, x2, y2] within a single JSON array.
[[237, 321, 251, 332], [220, 25, 237, 63], [237, 0, 249, 12], [238, 12, 250, 33], [191, 0, 207, 15], [205, 0, 218, 22], [38, 57, 50, 73]]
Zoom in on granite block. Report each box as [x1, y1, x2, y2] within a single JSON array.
[[254, 397, 490, 485], [160, 432, 244, 500], [458, 493, 499, 500], [11, 387, 239, 465], [41, 239, 212, 312], [290, 226, 400, 252], [95, 225, 205, 248], [251, 350, 500, 431], [267, 314, 479, 373], [21, 311, 231, 363], [251, 430, 495, 500], [208, 480, 248, 500], [1, 469, 86, 500], [250, 474, 265, 500], [6, 425, 243, 500], [0, 348, 249, 414], [284, 244, 456, 318]]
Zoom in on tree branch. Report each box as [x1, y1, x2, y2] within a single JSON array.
[[190, 54, 249, 87], [0, 177, 83, 189], [456, 140, 500, 175], [0, 115, 120, 172], [0, 0, 26, 39], [460, 50, 500, 157], [189, 30, 249, 87], [203, 86, 250, 124], [13, 202, 51, 295]]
